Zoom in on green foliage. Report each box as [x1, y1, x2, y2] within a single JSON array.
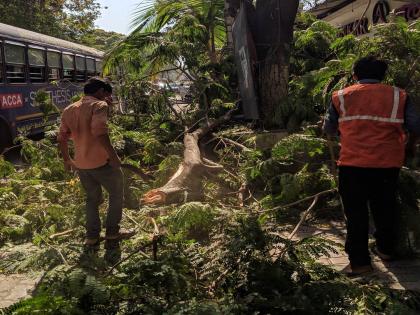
[[272, 134, 327, 163], [104, 0, 235, 123], [258, 164, 335, 209], [70, 93, 84, 103], [155, 155, 183, 186], [288, 17, 420, 126], [0, 0, 101, 41], [20, 138, 68, 181], [292, 17, 338, 75], [394, 171, 420, 257], [80, 28, 125, 51], [2, 12, 420, 315], [247, 134, 329, 185], [40, 267, 110, 306], [34, 90, 59, 116], [296, 164, 336, 196], [0, 295, 82, 315], [242, 134, 337, 215], [0, 156, 15, 177], [109, 122, 177, 166], [0, 214, 31, 243], [166, 202, 218, 240]]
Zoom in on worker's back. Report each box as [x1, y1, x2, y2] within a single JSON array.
[[59, 96, 109, 169], [332, 83, 407, 168]]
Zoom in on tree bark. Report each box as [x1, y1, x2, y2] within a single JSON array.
[[254, 0, 299, 128], [258, 44, 290, 128], [142, 108, 237, 205], [224, 0, 237, 51]]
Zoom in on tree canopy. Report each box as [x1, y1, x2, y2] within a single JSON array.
[[80, 28, 126, 51], [0, 0, 101, 41]]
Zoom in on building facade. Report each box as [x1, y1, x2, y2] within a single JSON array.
[[311, 0, 419, 36]]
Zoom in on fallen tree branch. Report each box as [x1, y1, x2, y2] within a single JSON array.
[[215, 135, 252, 152], [142, 107, 238, 205], [278, 195, 320, 260], [107, 240, 155, 275], [202, 157, 224, 170], [150, 86, 186, 126], [287, 196, 319, 241], [121, 163, 154, 181], [238, 182, 248, 207], [107, 217, 161, 274], [258, 188, 338, 213], [209, 256, 242, 296], [49, 229, 76, 240], [122, 210, 150, 234], [39, 235, 69, 265]]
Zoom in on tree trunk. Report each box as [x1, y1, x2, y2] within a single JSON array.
[[258, 44, 291, 128], [224, 0, 236, 51], [254, 0, 299, 128], [142, 108, 237, 205]]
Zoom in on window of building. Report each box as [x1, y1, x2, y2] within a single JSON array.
[[75, 55, 86, 82], [28, 47, 46, 83], [47, 50, 61, 81], [63, 53, 75, 81], [5, 43, 26, 83], [86, 58, 96, 79], [95, 60, 102, 76]]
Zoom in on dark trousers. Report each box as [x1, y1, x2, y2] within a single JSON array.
[[338, 166, 400, 266], [78, 164, 124, 239]]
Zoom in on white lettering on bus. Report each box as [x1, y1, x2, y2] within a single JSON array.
[[0, 93, 24, 109], [30, 89, 79, 107]]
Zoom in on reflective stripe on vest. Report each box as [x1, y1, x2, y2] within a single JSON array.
[[338, 89, 346, 117], [338, 87, 402, 123]]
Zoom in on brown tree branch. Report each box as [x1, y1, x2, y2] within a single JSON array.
[[142, 107, 238, 205]]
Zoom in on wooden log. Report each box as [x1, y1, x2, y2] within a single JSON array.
[[142, 108, 237, 205]]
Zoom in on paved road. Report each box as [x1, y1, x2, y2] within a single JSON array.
[[0, 274, 42, 309], [297, 222, 420, 291]]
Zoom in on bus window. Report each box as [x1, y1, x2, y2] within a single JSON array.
[[5, 43, 26, 83], [63, 53, 75, 81], [47, 50, 61, 81], [28, 47, 46, 83], [86, 58, 95, 79], [95, 59, 102, 76], [75, 55, 86, 82]]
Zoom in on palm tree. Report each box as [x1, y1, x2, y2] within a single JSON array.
[[105, 0, 226, 79]]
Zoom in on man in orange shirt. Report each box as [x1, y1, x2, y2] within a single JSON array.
[[58, 78, 133, 248], [323, 57, 420, 276]]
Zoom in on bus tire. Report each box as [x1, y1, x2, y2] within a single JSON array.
[[0, 121, 12, 155]]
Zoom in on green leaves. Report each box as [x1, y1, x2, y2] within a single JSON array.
[[166, 202, 218, 241], [0, 156, 15, 178], [272, 134, 327, 163], [0, 0, 101, 41]]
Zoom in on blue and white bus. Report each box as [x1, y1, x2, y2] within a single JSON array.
[[0, 22, 104, 153]]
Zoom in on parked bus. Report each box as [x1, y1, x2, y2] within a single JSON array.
[[0, 22, 104, 153]]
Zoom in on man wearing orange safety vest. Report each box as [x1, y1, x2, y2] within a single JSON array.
[[323, 56, 420, 276]]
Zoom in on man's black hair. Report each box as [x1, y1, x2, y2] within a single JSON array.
[[353, 56, 388, 81], [84, 78, 112, 95]]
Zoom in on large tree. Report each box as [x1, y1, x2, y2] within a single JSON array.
[[227, 0, 299, 128], [106, 0, 227, 76], [106, 0, 301, 204], [80, 29, 125, 51], [0, 0, 101, 41]]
